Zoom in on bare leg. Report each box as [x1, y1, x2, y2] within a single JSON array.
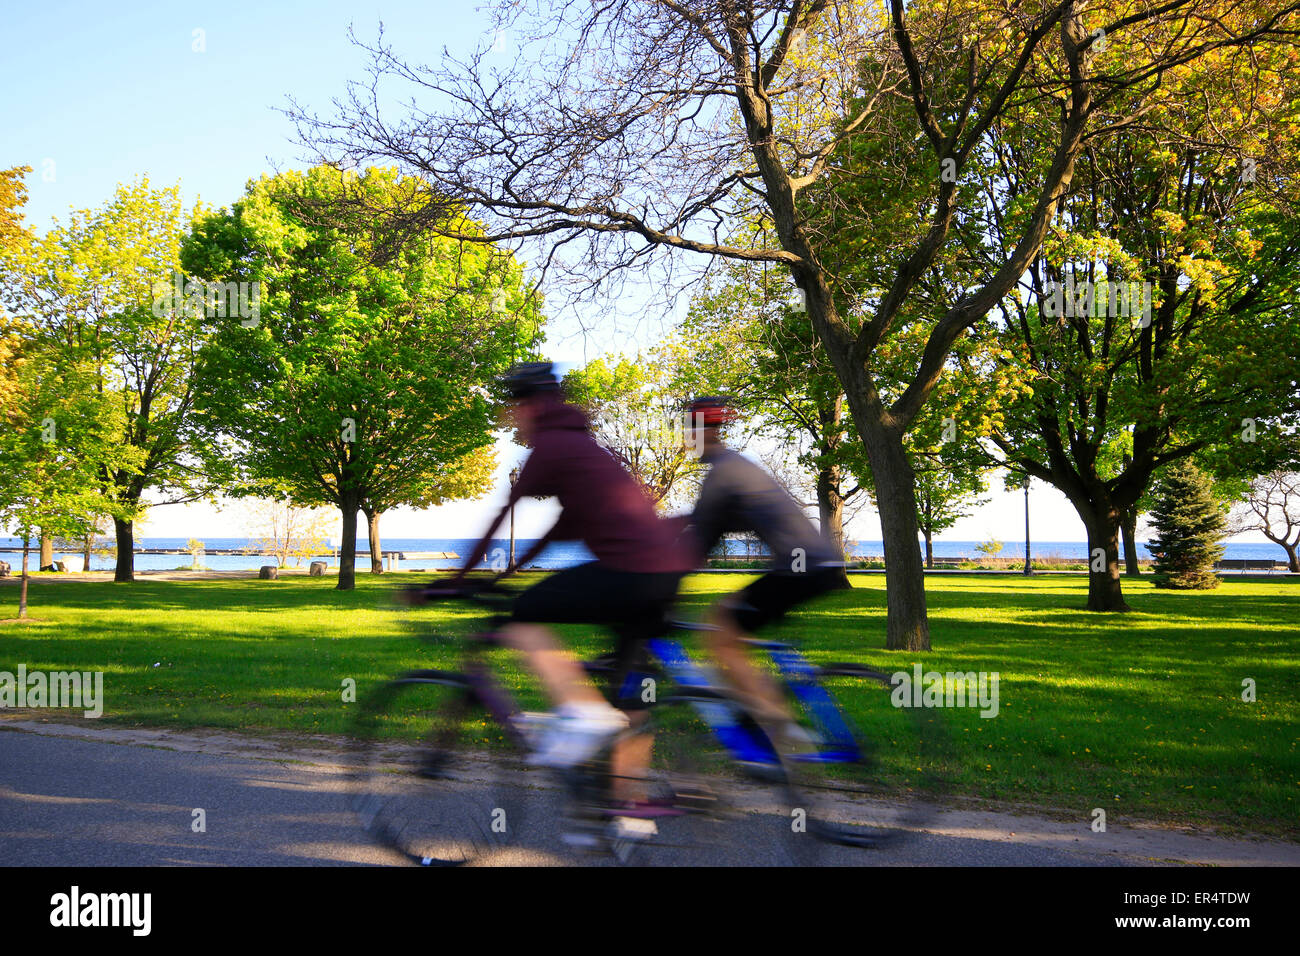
[[498, 622, 645, 789], [608, 711, 651, 803], [705, 603, 794, 726], [498, 622, 606, 708]]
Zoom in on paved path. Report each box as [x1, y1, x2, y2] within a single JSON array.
[[3, 719, 1295, 866]]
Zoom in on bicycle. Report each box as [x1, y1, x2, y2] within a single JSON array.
[[348, 581, 947, 866]]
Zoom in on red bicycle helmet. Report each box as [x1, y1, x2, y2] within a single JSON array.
[[687, 396, 738, 427]]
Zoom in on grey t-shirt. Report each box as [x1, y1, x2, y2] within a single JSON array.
[[687, 446, 842, 571]]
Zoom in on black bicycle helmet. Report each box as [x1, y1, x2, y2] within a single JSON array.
[[501, 361, 560, 400]]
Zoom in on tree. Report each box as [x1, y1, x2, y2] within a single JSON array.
[[684, 257, 1005, 574], [290, 0, 1296, 647], [1147, 460, 1228, 589], [361, 444, 497, 574], [0, 178, 221, 582], [680, 266, 865, 578], [239, 498, 334, 569], [185, 166, 541, 589], [915, 461, 990, 569], [985, 31, 1300, 609], [0, 169, 138, 605], [973, 536, 1005, 563], [0, 167, 33, 441], [1230, 472, 1300, 573], [0, 323, 130, 616]]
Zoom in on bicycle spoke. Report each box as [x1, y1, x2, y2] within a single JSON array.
[[350, 673, 529, 866]]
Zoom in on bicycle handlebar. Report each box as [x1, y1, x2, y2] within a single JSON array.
[[402, 579, 515, 607]]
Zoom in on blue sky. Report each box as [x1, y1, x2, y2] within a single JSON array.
[[10, 1, 491, 235], [2, 1, 1265, 544]]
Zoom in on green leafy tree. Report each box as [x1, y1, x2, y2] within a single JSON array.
[[986, 34, 1300, 610], [684, 258, 1008, 574], [185, 166, 542, 589], [973, 536, 1004, 562], [0, 177, 219, 581], [0, 328, 131, 616], [681, 267, 863, 577], [361, 445, 497, 573], [1147, 461, 1228, 589], [915, 462, 990, 569]]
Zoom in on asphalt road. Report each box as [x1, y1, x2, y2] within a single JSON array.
[[48, 723, 1300, 868], [0, 724, 1170, 868]]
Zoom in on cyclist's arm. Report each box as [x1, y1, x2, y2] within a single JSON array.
[[502, 522, 559, 575], [452, 449, 550, 584], [452, 502, 511, 585], [684, 471, 731, 563]]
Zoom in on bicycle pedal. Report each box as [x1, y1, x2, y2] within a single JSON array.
[[672, 785, 721, 813]]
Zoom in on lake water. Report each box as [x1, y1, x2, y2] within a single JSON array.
[[0, 536, 1287, 572]]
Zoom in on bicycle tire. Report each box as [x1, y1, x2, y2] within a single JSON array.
[[604, 687, 820, 866], [349, 670, 529, 866], [778, 662, 952, 854]]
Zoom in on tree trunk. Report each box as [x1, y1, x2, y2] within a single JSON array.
[[861, 430, 931, 650], [1121, 507, 1141, 576], [337, 500, 359, 590], [1080, 503, 1131, 612], [19, 539, 30, 619], [363, 505, 383, 574], [1284, 543, 1298, 573], [923, 529, 933, 569], [815, 460, 851, 589], [82, 534, 93, 572], [113, 517, 135, 582], [39, 533, 54, 571]]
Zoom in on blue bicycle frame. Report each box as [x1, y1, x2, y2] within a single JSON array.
[[634, 635, 863, 766]]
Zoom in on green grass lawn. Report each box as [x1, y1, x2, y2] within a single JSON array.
[[2, 571, 1296, 837]]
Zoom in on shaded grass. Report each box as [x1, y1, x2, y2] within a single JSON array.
[[1, 571, 1296, 836]]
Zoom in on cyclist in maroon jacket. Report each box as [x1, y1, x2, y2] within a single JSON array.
[[443, 363, 693, 793]]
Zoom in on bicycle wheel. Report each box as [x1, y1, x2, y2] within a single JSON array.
[[779, 662, 951, 854], [349, 670, 530, 866], [627, 688, 823, 866]]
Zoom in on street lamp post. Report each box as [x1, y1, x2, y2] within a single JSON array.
[[1023, 475, 1033, 575], [508, 466, 519, 569]]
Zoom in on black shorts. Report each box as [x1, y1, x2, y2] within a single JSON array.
[[511, 562, 684, 710], [725, 565, 843, 633]]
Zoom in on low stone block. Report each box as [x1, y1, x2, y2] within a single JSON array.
[[259, 565, 279, 580], [309, 561, 327, 576]]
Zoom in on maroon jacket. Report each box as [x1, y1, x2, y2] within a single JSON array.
[[458, 396, 693, 576]]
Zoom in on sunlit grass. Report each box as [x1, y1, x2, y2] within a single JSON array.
[[1, 571, 1295, 836]]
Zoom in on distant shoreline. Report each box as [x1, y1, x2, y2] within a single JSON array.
[[0, 535, 1287, 574]]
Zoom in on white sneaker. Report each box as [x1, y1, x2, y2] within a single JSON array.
[[528, 703, 629, 768], [611, 816, 658, 840], [511, 711, 557, 750]]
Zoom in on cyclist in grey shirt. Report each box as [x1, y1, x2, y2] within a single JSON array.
[[681, 396, 846, 753]]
